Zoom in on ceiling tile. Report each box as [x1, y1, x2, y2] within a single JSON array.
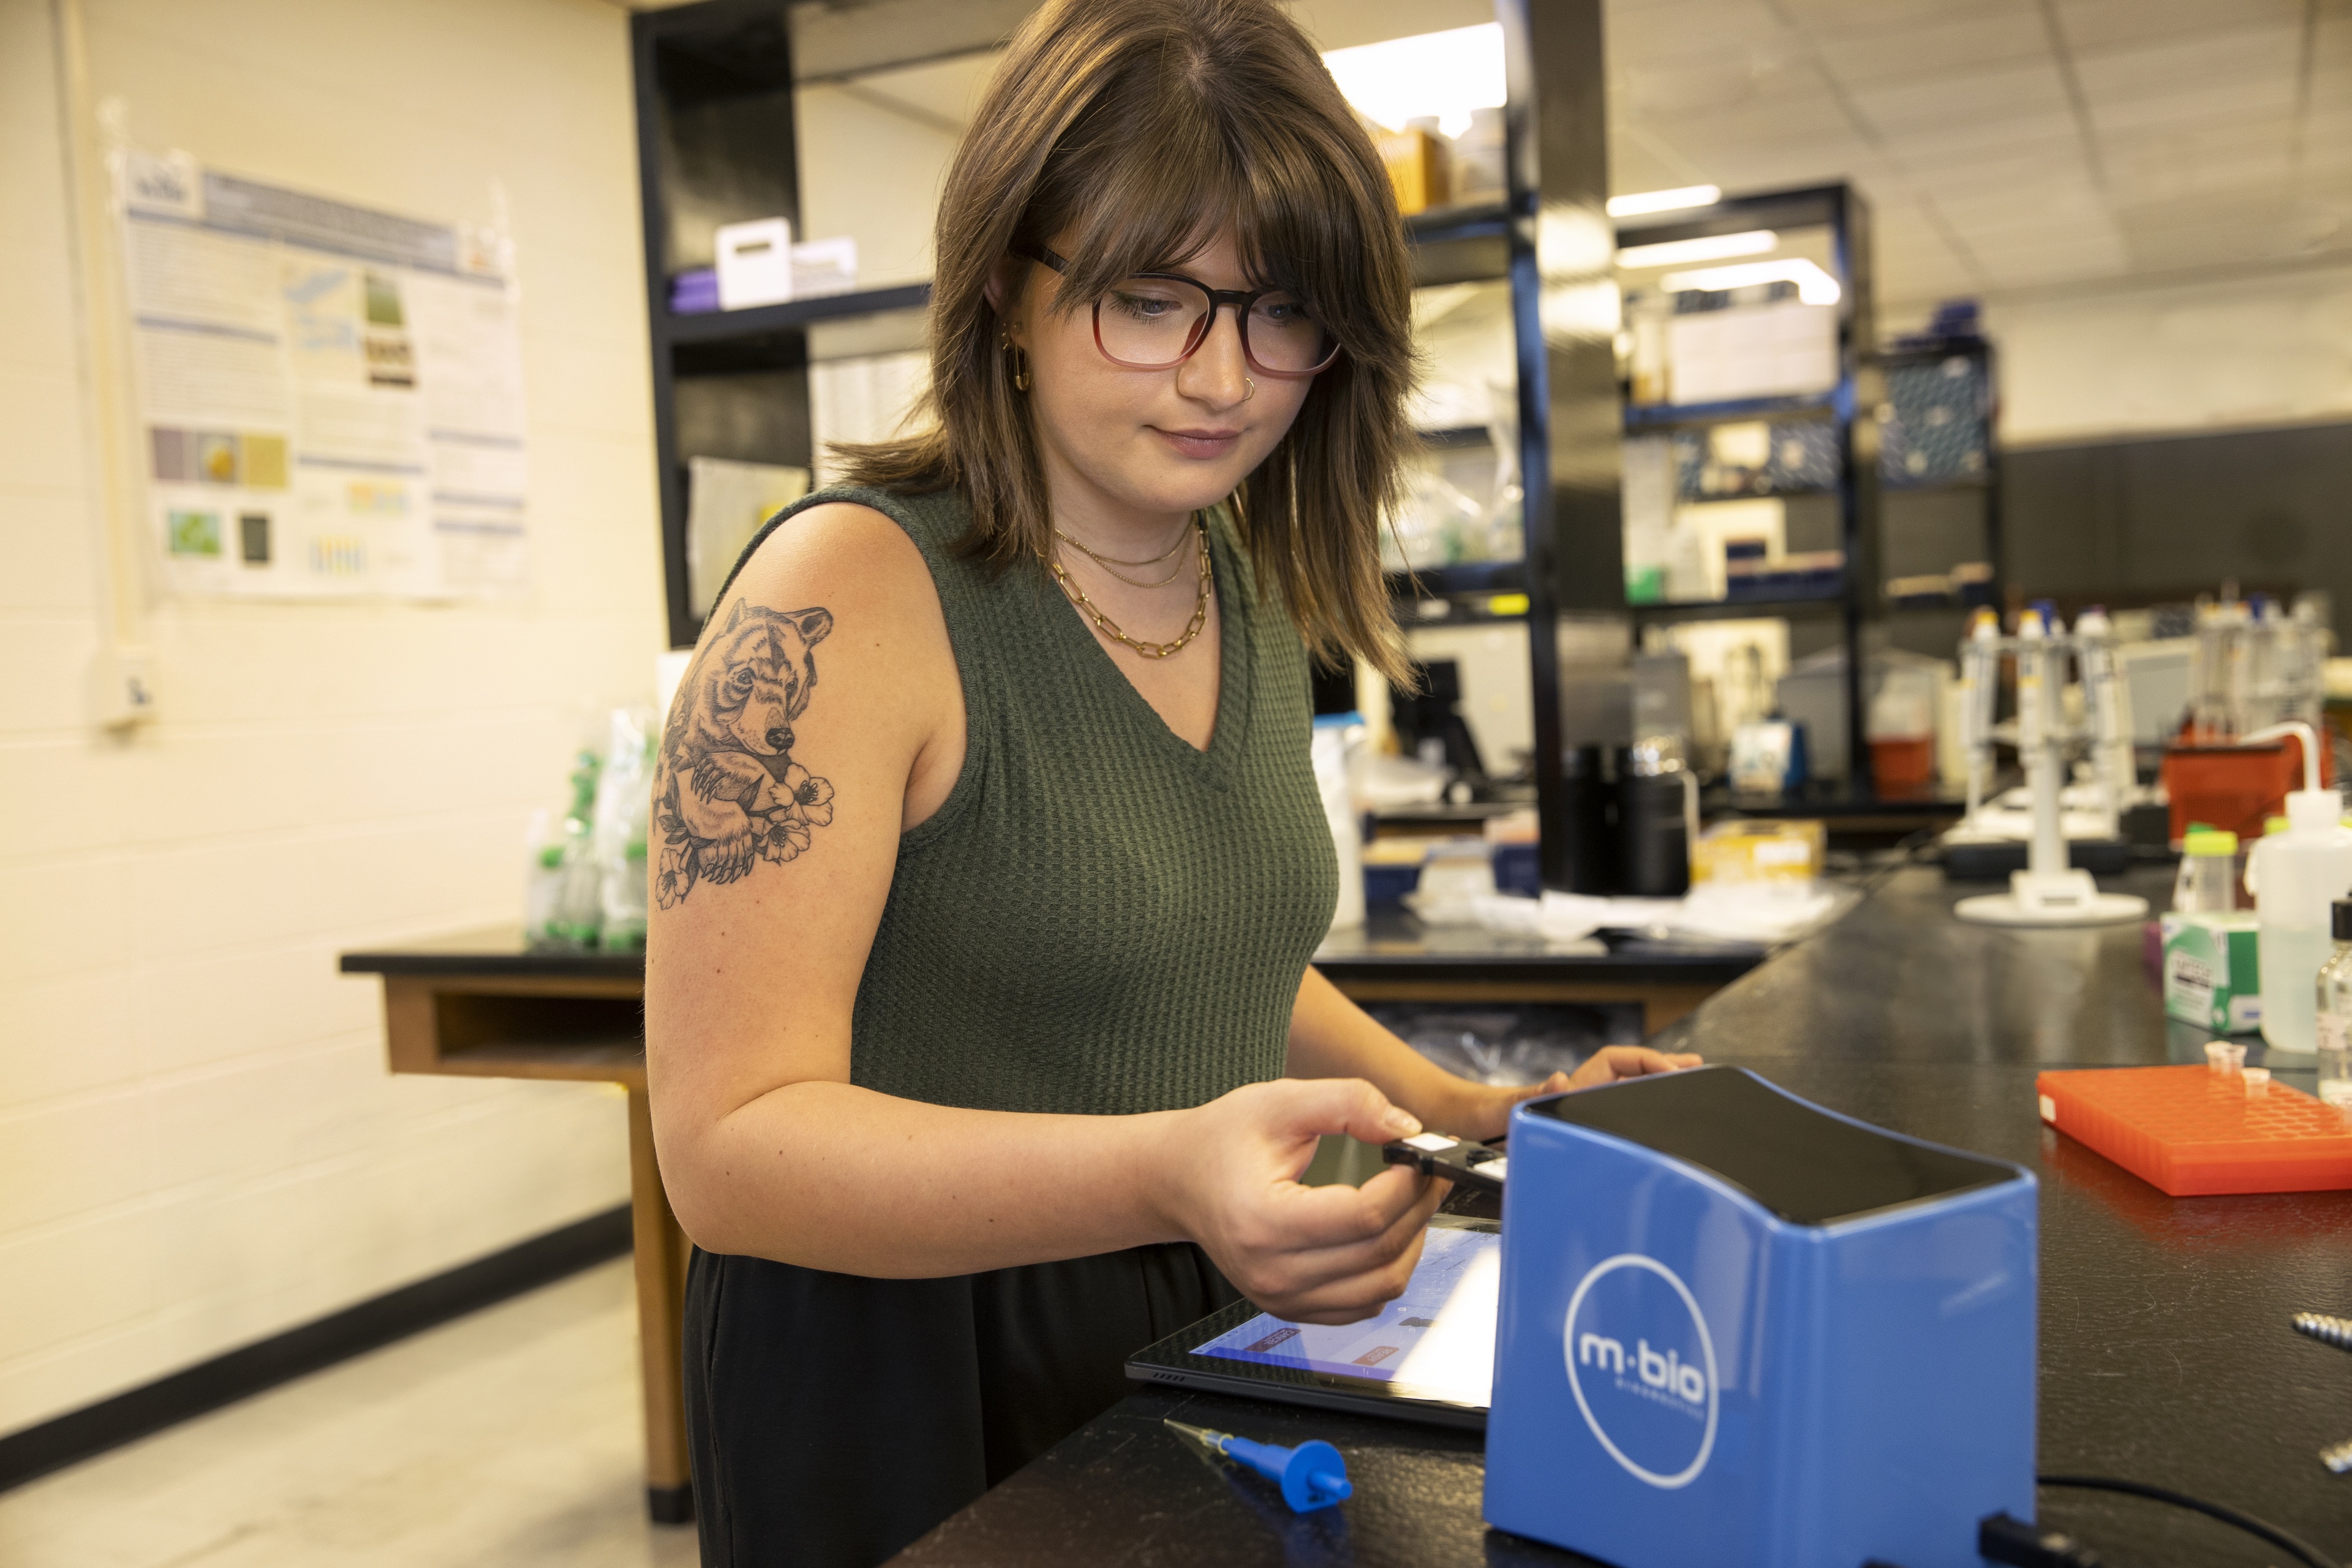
[[1974, 249, 2128, 288], [1812, 11, 2046, 86], [1885, 136, 2095, 201], [2089, 79, 2303, 137], [2070, 24, 2301, 108], [2053, 0, 2304, 53], [1618, 55, 1837, 116], [1777, 0, 2032, 39], [1694, 140, 1900, 194], [1642, 91, 1861, 154], [2102, 118, 2296, 205], [1607, 0, 1804, 69], [1846, 58, 2072, 134], [1872, 110, 2083, 171]]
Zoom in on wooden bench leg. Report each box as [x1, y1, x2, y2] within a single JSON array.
[[628, 1087, 695, 1525]]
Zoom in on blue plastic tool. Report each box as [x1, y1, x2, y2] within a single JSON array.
[[1164, 1419, 1352, 1512]]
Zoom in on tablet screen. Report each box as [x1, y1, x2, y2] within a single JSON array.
[[1187, 1224, 1501, 1409]]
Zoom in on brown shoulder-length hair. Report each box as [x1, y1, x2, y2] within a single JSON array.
[[833, 0, 1417, 682]]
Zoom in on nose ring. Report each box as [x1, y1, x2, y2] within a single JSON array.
[[1243, 376, 1256, 402]]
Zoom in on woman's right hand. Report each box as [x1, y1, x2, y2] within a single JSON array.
[[1150, 1078, 1449, 1326]]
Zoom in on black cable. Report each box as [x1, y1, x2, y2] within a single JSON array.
[[2037, 1474, 2342, 1568]]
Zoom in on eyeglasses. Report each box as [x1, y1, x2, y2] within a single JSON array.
[[1013, 243, 1341, 378]]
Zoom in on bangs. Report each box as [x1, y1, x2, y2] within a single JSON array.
[[835, 0, 1419, 685], [1019, 47, 1382, 353]]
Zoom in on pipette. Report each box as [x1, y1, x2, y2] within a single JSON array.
[[1164, 1419, 1352, 1511]]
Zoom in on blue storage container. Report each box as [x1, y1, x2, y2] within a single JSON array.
[[1485, 1066, 2036, 1568]]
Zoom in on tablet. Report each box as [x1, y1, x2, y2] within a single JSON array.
[[1124, 1214, 1499, 1430]]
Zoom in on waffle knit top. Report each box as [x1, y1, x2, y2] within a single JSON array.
[[720, 483, 1337, 1115]]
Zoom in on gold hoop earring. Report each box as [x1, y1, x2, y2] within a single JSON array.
[[1001, 328, 1031, 393], [1243, 376, 1256, 402]]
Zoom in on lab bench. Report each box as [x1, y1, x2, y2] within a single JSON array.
[[337, 916, 1762, 1523], [886, 864, 2352, 1567]]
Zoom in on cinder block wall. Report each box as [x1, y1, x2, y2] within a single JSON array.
[[0, 0, 660, 1439]]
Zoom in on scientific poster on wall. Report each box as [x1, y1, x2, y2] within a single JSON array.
[[116, 149, 529, 600]]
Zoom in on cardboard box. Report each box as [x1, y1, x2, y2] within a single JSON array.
[[2161, 911, 2263, 1034], [1374, 127, 1451, 216]]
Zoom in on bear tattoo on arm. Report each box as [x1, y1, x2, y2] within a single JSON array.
[[654, 599, 837, 909]]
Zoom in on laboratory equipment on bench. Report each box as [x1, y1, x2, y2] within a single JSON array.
[[1951, 608, 2149, 926], [2171, 826, 2241, 914], [2320, 901, 2352, 1106], [2162, 827, 2263, 1035], [2244, 721, 2352, 1054], [2037, 1060, 2352, 1196], [1483, 1066, 2036, 1568], [2162, 591, 2335, 843], [1616, 734, 1698, 897], [1163, 1420, 1352, 1511]]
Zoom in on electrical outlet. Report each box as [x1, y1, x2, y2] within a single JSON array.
[[89, 645, 157, 729]]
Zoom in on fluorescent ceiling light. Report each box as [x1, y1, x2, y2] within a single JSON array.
[[1615, 230, 1778, 269], [1608, 185, 1721, 217], [1660, 258, 1842, 305], [1322, 23, 1504, 138]]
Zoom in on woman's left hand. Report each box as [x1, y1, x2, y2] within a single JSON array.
[[1443, 1046, 1703, 1143]]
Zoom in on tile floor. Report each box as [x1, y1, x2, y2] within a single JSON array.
[[0, 1261, 699, 1567]]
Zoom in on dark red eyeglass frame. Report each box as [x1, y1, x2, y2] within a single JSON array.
[[1012, 243, 1341, 378]]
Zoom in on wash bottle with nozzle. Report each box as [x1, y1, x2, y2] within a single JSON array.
[[2245, 722, 2352, 1053]]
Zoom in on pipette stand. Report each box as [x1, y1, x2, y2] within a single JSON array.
[[1954, 611, 2149, 929]]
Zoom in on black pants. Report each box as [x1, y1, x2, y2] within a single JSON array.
[[683, 1242, 1238, 1568]]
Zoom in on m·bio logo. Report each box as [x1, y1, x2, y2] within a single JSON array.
[[1562, 1254, 1719, 1488]]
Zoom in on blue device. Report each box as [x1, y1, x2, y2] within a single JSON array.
[[1164, 1419, 1352, 1511], [1483, 1066, 2036, 1568]]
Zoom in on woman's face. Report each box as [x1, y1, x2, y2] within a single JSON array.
[[1005, 230, 1318, 527]]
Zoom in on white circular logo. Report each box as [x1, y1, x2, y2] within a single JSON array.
[[1561, 1253, 1719, 1488]]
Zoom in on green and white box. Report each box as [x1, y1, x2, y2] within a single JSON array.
[[2161, 911, 2263, 1035]]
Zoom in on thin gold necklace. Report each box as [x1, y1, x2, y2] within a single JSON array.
[[1063, 522, 1194, 571], [1059, 541, 1192, 589], [1047, 518, 1212, 659]]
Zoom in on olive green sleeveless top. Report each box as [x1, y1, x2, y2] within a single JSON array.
[[723, 484, 1338, 1116]]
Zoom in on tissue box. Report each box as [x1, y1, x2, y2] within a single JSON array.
[[2160, 911, 2262, 1034], [1485, 1068, 2036, 1568]]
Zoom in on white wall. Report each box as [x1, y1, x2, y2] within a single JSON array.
[[1890, 265, 2352, 448], [0, 0, 658, 1439], [795, 82, 960, 290]]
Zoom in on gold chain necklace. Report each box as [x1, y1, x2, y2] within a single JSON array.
[[1055, 521, 1193, 571], [1047, 518, 1212, 659]]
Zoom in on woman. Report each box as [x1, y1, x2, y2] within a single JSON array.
[[645, 2, 1695, 1563]]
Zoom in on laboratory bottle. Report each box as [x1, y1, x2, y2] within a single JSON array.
[[2251, 789, 2352, 1054], [2171, 827, 2238, 914], [2318, 900, 2352, 1106], [1310, 714, 1366, 930]]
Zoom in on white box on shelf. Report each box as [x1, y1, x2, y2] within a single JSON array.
[[715, 217, 795, 310], [791, 235, 859, 298], [1667, 301, 1838, 404]]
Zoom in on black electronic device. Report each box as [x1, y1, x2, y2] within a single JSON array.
[[1391, 658, 1488, 783], [1380, 1131, 1507, 1193], [1124, 1213, 1501, 1430]]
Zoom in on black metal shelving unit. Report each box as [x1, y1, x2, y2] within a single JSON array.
[[631, 5, 941, 650], [1872, 334, 2002, 641], [1610, 181, 1882, 796]]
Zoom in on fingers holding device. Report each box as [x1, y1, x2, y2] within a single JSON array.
[[1157, 1077, 1450, 1326], [1442, 1046, 1706, 1143]]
